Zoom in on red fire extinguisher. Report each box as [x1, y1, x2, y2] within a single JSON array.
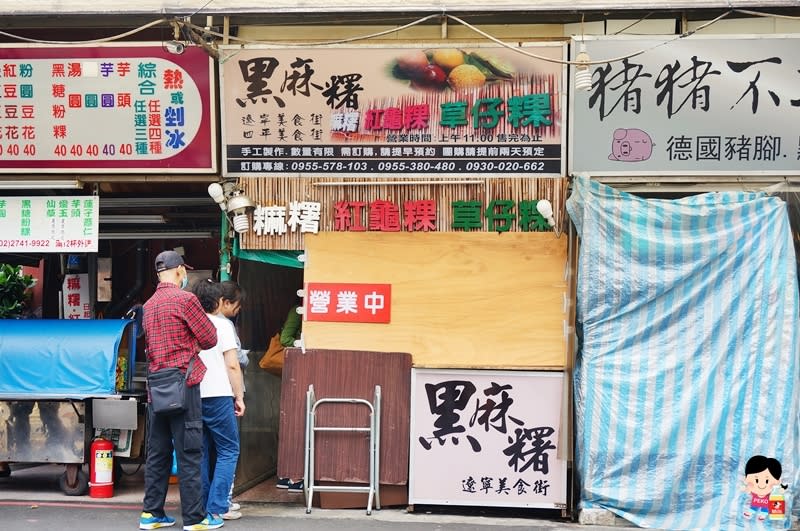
[[89, 437, 114, 498]]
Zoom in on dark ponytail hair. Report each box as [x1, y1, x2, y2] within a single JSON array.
[[192, 279, 223, 313], [220, 280, 245, 305]]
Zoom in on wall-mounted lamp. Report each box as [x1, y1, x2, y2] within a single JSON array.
[[574, 41, 593, 92], [536, 199, 556, 227], [207, 181, 256, 234], [207, 182, 227, 210]]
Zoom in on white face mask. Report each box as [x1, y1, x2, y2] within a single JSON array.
[[180, 274, 189, 290]]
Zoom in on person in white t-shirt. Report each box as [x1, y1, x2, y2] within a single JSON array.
[[218, 280, 247, 515], [192, 279, 245, 522]]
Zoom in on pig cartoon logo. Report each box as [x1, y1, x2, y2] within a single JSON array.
[[608, 128, 653, 162]]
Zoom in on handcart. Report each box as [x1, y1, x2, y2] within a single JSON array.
[[0, 319, 144, 495]]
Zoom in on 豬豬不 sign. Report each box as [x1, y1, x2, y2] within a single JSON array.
[[570, 34, 800, 175]]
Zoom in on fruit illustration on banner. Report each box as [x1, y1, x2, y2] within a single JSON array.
[[390, 48, 516, 92], [447, 64, 486, 90], [431, 48, 465, 71], [395, 50, 430, 78]]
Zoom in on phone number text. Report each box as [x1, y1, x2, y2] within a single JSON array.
[[229, 159, 559, 174], [0, 239, 52, 247]]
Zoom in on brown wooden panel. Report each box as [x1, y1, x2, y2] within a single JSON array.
[[277, 348, 411, 485], [303, 231, 568, 368]]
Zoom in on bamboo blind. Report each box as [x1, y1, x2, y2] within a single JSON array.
[[239, 176, 569, 250]]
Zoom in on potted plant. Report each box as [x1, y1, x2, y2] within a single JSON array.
[[0, 263, 36, 319]]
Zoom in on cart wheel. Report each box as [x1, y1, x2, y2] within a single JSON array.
[[59, 469, 89, 496]]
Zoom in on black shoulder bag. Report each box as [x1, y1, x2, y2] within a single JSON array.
[[147, 358, 195, 415]]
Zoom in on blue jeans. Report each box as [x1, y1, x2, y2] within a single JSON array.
[[201, 396, 240, 515]]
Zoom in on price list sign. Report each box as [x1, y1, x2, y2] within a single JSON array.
[[0, 196, 98, 252], [0, 44, 216, 173]]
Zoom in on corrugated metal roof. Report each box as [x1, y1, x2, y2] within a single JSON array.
[[0, 0, 797, 15]]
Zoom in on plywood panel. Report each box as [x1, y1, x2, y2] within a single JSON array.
[[303, 231, 567, 368]]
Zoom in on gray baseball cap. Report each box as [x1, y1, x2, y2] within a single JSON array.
[[154, 250, 193, 272]]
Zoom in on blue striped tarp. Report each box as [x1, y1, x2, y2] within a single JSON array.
[[566, 177, 799, 530]]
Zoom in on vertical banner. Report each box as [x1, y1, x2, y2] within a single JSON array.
[[62, 273, 90, 319], [410, 368, 567, 508]]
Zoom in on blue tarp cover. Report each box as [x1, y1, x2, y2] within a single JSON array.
[[0, 319, 131, 398], [567, 177, 800, 530]]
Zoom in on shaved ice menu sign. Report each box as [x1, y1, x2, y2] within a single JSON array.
[[0, 44, 216, 173]]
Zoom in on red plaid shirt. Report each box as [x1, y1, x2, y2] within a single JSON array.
[[143, 282, 217, 386]]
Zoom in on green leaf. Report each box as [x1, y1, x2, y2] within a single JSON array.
[[0, 263, 36, 318]]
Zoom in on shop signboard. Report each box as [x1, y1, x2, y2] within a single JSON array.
[[304, 282, 391, 323], [238, 176, 569, 249], [0, 43, 216, 173], [569, 34, 800, 175], [410, 368, 567, 508], [220, 43, 566, 177], [250, 197, 555, 235], [0, 196, 98, 252], [62, 273, 90, 319]]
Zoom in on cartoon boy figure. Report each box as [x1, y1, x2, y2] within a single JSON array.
[[743, 455, 787, 521]]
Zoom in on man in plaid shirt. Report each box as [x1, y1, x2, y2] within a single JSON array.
[[139, 250, 219, 531]]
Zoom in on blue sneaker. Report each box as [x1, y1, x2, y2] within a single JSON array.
[[182, 513, 224, 530], [139, 512, 176, 529], [276, 477, 291, 489]]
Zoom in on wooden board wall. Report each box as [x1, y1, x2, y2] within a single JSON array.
[[303, 231, 567, 368]]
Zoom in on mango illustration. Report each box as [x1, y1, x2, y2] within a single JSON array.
[[447, 64, 486, 91], [432, 48, 465, 72]]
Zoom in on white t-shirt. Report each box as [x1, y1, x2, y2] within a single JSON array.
[[198, 313, 239, 398]]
